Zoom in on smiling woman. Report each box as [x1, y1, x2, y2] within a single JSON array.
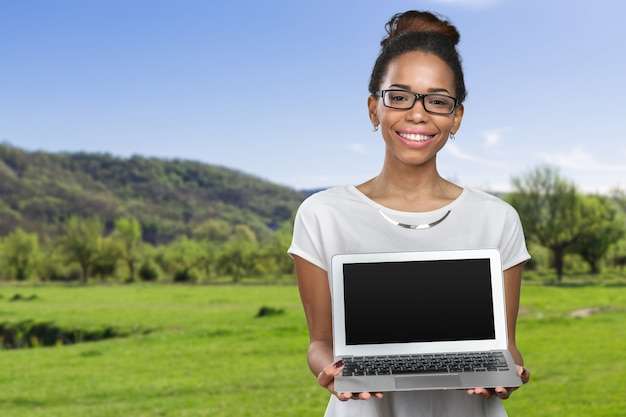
[[288, 10, 531, 417], [368, 50, 464, 171]]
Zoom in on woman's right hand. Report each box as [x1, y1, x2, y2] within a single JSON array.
[[317, 360, 384, 401]]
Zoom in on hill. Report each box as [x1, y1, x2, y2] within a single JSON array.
[[0, 144, 307, 243]]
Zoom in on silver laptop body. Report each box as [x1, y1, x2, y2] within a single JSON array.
[[331, 249, 522, 392]]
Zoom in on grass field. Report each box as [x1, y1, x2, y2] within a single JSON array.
[[1, 283, 624, 416]]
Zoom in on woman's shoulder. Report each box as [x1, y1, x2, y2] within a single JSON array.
[[305, 185, 353, 198], [460, 188, 519, 214], [295, 185, 375, 222], [463, 188, 511, 204], [298, 185, 358, 207]]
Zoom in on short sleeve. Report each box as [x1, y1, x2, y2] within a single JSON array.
[[499, 205, 531, 270], [288, 195, 328, 271]]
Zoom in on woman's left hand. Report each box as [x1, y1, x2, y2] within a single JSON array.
[[466, 365, 530, 400]]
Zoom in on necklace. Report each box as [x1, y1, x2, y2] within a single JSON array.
[[378, 209, 451, 230]]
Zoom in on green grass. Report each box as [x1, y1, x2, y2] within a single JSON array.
[[508, 284, 626, 417], [0, 283, 624, 416]]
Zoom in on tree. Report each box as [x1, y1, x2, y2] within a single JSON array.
[[611, 238, 626, 272], [217, 238, 259, 283], [38, 245, 68, 281], [569, 195, 626, 273], [112, 217, 143, 281], [262, 219, 295, 275], [232, 224, 257, 244], [609, 187, 626, 212], [90, 236, 122, 280], [162, 236, 204, 282], [194, 239, 218, 281], [607, 188, 626, 271], [1, 228, 40, 280], [57, 216, 104, 282], [507, 166, 590, 281], [192, 219, 233, 243], [217, 225, 259, 283]]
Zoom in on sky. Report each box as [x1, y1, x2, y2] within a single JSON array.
[[1, 0, 625, 193]]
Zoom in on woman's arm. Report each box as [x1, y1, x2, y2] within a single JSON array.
[[467, 261, 530, 399], [293, 255, 335, 377], [293, 255, 383, 401], [503, 262, 524, 367]]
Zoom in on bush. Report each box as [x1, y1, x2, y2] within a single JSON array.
[[255, 306, 285, 318], [39, 250, 82, 282], [0, 320, 148, 349], [173, 269, 198, 283], [9, 294, 38, 302], [47, 266, 82, 282], [138, 259, 161, 282]]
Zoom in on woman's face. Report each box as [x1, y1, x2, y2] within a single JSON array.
[[368, 51, 464, 169]]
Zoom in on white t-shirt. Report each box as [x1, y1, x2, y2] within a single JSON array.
[[288, 186, 530, 417]]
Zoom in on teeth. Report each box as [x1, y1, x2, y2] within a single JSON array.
[[399, 133, 433, 142]]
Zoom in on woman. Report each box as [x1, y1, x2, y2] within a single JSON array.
[[288, 10, 531, 417]]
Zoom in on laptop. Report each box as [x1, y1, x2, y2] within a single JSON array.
[[331, 248, 522, 392]]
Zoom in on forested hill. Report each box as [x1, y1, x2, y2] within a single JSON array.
[[0, 144, 308, 243]]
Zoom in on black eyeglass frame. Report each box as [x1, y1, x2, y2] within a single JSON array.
[[374, 89, 459, 114]]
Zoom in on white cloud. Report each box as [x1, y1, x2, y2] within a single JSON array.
[[445, 143, 479, 161], [445, 143, 505, 167], [344, 143, 368, 154], [482, 127, 510, 147], [541, 147, 626, 172]]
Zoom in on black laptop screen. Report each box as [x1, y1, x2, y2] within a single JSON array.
[[343, 258, 496, 345]]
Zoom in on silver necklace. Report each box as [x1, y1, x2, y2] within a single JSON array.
[[378, 209, 451, 230]]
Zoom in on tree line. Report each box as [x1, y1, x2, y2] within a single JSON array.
[[506, 166, 626, 282], [1, 165, 625, 284], [0, 216, 294, 283]]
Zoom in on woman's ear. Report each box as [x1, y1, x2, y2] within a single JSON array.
[[368, 95, 380, 127], [452, 104, 464, 133]]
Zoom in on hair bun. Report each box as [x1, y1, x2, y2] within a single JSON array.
[[381, 10, 460, 46]]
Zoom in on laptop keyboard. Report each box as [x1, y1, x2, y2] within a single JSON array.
[[342, 351, 510, 376]]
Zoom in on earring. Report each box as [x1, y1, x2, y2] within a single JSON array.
[[449, 132, 456, 141], [372, 125, 379, 132]]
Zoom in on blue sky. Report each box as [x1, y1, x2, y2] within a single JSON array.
[[1, 0, 625, 193]]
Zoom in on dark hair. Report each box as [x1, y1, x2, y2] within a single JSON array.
[[368, 11, 467, 104]]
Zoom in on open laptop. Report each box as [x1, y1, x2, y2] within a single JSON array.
[[331, 248, 522, 392]]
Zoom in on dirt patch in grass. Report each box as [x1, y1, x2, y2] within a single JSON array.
[[569, 307, 603, 318]]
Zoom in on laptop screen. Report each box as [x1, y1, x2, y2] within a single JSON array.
[[342, 258, 496, 345]]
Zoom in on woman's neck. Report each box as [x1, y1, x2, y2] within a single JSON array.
[[357, 162, 462, 212]]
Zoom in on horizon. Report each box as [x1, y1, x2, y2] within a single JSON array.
[[1, 141, 617, 197]]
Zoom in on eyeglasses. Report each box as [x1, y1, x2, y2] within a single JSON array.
[[374, 89, 458, 114]]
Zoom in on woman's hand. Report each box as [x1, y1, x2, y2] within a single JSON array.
[[466, 365, 530, 400], [317, 360, 384, 401]]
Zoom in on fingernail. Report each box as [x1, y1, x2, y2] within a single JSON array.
[[334, 360, 345, 368]]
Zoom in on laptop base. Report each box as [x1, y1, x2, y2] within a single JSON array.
[[335, 350, 522, 393]]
